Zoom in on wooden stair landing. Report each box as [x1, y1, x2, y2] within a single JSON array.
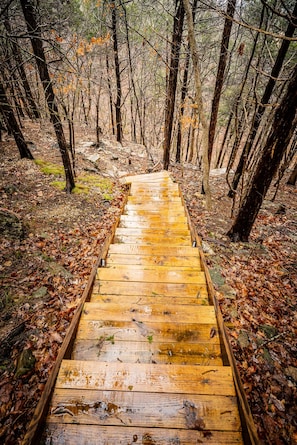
[[43, 171, 244, 444]]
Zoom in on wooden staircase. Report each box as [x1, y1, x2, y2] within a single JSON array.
[[42, 171, 244, 444]]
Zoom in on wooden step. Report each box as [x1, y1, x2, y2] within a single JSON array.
[[97, 266, 205, 284], [106, 253, 201, 268], [108, 244, 198, 256], [119, 218, 189, 230], [47, 389, 241, 431], [91, 292, 208, 305], [72, 339, 222, 365], [115, 227, 190, 237], [104, 263, 201, 272], [76, 320, 219, 343], [55, 360, 236, 395], [82, 302, 216, 324], [44, 424, 243, 445], [93, 280, 208, 298]]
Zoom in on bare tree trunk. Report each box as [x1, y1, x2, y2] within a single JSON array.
[[4, 11, 40, 119], [176, 0, 198, 164], [163, 0, 185, 170], [20, 0, 75, 193], [227, 64, 297, 242], [182, 0, 211, 209], [105, 51, 115, 136], [208, 0, 236, 166], [0, 80, 33, 159], [111, 0, 123, 143]]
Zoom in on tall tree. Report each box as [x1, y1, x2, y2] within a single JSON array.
[[4, 11, 40, 120], [0, 79, 34, 159], [163, 0, 185, 170], [229, 0, 297, 196], [20, 0, 75, 193], [227, 64, 297, 242], [110, 0, 123, 143], [208, 0, 236, 166], [182, 0, 211, 208]]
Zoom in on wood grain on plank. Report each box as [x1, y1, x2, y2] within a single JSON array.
[[43, 424, 243, 444], [93, 280, 208, 298], [56, 360, 236, 396], [106, 253, 201, 268], [72, 339, 222, 365], [97, 266, 205, 284], [48, 389, 241, 431], [108, 244, 198, 256], [81, 302, 216, 324], [75, 320, 219, 343]]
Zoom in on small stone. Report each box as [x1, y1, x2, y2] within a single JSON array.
[[32, 286, 48, 299], [285, 366, 297, 382], [209, 267, 225, 287], [238, 330, 250, 348], [202, 241, 215, 255], [218, 284, 237, 299]]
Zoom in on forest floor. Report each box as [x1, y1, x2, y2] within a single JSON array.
[[0, 121, 296, 445]]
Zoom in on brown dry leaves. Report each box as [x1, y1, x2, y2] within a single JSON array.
[[174, 165, 297, 445]]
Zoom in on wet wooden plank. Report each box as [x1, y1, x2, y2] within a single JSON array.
[[56, 360, 236, 396], [119, 218, 189, 230], [105, 263, 201, 273], [125, 202, 184, 210], [124, 208, 186, 217], [81, 302, 216, 324], [128, 195, 181, 202], [72, 339, 222, 365], [113, 234, 191, 245], [43, 424, 243, 445], [106, 253, 201, 268], [93, 280, 209, 298], [122, 171, 172, 183], [76, 320, 219, 343], [48, 389, 241, 431], [115, 227, 190, 237], [108, 244, 198, 256], [97, 266, 205, 284], [90, 293, 209, 305]]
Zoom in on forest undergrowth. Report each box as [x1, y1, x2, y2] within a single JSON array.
[[0, 123, 296, 445]]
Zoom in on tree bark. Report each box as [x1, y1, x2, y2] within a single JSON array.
[[4, 12, 40, 119], [163, 0, 185, 170], [182, 0, 211, 209], [20, 0, 75, 193], [227, 64, 297, 242], [111, 0, 123, 143], [229, 1, 297, 196], [208, 0, 236, 166], [105, 50, 115, 136], [287, 160, 297, 186], [0, 80, 33, 159]]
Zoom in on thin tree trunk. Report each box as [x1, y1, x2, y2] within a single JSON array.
[[176, 0, 198, 164], [163, 0, 185, 170], [230, 1, 297, 195], [111, 1, 123, 143], [208, 0, 236, 166], [0, 80, 33, 159], [227, 64, 297, 242], [105, 51, 115, 136], [4, 12, 40, 119], [182, 0, 211, 209], [20, 0, 75, 193]]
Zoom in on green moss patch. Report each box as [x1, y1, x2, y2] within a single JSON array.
[[34, 159, 64, 176]]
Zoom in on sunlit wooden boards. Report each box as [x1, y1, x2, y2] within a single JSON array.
[[43, 171, 243, 444]]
